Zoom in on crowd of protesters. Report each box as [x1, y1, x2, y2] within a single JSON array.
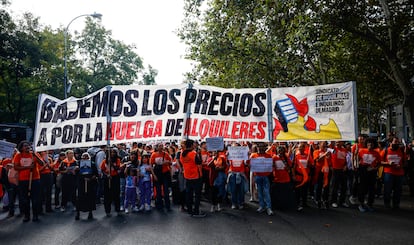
[[1, 134, 414, 222]]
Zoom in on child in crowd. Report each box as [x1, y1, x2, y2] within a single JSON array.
[[124, 167, 138, 213], [138, 152, 157, 211]]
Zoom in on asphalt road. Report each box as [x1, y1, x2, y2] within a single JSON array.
[[1, 192, 414, 245]]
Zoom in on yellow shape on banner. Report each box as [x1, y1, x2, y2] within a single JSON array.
[[276, 116, 341, 140]]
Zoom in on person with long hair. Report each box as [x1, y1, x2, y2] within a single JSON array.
[[59, 150, 79, 212], [100, 148, 121, 216]]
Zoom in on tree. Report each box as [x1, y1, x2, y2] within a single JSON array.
[[71, 18, 144, 97], [178, 0, 410, 134], [317, 0, 414, 137], [141, 65, 158, 85]]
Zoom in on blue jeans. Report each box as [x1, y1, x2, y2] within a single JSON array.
[[383, 173, 403, 208], [227, 173, 246, 206], [255, 175, 271, 209]]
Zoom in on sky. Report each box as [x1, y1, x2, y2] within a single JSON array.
[[7, 0, 193, 85]]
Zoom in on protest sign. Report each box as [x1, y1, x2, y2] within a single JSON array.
[[227, 146, 249, 160], [250, 157, 274, 173], [33, 82, 357, 151]]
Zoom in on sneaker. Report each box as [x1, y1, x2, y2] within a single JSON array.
[[125, 208, 129, 214], [331, 203, 338, 208], [138, 205, 145, 211], [55, 205, 61, 209], [257, 207, 265, 213], [133, 206, 139, 212], [297, 206, 304, 212], [210, 205, 216, 213], [120, 206, 124, 211], [73, 207, 77, 212], [145, 204, 151, 211], [231, 205, 237, 209], [217, 204, 222, 212], [358, 205, 367, 213], [238, 204, 244, 210], [266, 208, 273, 216], [349, 196, 357, 205], [341, 202, 350, 208], [192, 211, 206, 218], [61, 207, 66, 212]]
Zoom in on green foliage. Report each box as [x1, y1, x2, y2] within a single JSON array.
[[178, 0, 413, 134], [0, 8, 152, 124]]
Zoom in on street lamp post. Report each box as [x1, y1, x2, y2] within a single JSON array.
[[64, 12, 102, 99]]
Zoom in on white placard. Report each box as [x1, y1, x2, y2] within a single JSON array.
[[0, 140, 17, 159], [250, 157, 273, 173], [206, 137, 224, 151], [228, 146, 249, 161]]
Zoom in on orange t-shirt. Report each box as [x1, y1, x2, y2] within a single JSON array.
[[200, 150, 211, 171], [150, 151, 173, 173], [358, 148, 381, 168], [383, 148, 405, 176], [181, 151, 201, 179], [332, 147, 347, 169], [40, 155, 53, 174], [229, 159, 245, 173], [272, 154, 292, 183], [100, 158, 121, 176], [13, 152, 40, 181]]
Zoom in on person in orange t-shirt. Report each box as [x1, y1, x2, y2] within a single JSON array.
[[271, 145, 294, 210], [357, 138, 381, 212], [250, 143, 273, 216], [60, 150, 79, 213], [150, 143, 173, 211], [200, 142, 211, 199], [100, 148, 121, 216], [227, 143, 248, 210], [330, 141, 348, 208], [39, 151, 53, 213], [313, 141, 332, 209], [294, 142, 312, 211], [382, 137, 405, 209], [13, 141, 41, 222]]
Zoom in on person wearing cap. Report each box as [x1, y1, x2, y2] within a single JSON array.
[[76, 152, 98, 220], [180, 139, 205, 217]]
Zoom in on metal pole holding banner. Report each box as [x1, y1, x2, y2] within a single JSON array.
[[105, 86, 112, 189], [352, 81, 359, 140], [183, 82, 194, 141], [267, 88, 274, 142]]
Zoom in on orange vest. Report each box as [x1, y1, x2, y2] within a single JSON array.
[[181, 151, 201, 179]]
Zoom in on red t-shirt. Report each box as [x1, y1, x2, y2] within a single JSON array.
[[272, 154, 292, 183], [332, 147, 347, 169], [150, 151, 172, 173], [229, 159, 245, 173], [358, 148, 381, 168], [13, 152, 40, 181], [383, 148, 405, 176]]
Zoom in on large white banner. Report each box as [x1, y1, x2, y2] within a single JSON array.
[[33, 82, 357, 151]]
